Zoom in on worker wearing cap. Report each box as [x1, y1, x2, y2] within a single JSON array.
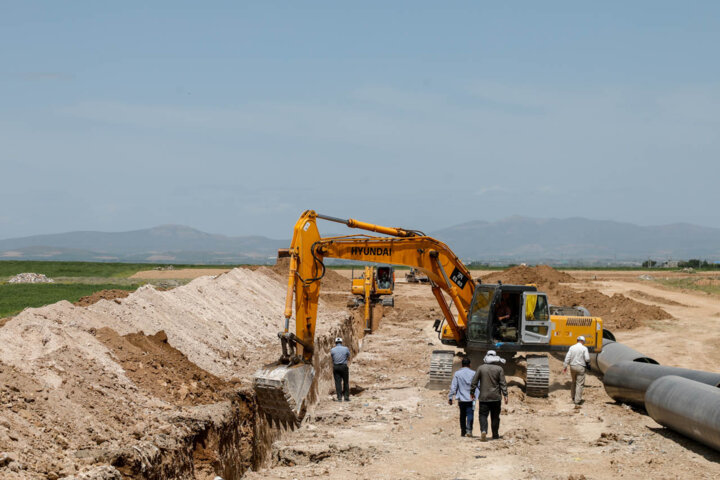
[[330, 337, 351, 401], [563, 335, 590, 405], [448, 357, 477, 437]]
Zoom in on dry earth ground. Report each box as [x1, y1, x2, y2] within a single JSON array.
[[246, 271, 720, 480]]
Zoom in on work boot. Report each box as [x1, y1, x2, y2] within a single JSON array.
[[344, 397, 350, 402], [466, 431, 473, 438], [481, 432, 487, 442]]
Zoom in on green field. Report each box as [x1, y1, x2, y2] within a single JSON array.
[[0, 283, 142, 318], [0, 260, 244, 279], [0, 260, 246, 319]]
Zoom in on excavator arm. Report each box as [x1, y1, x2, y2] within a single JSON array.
[[255, 210, 475, 426], [281, 210, 474, 362]]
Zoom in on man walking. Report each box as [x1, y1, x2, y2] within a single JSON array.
[[563, 335, 590, 406], [448, 357, 476, 437], [471, 350, 508, 441], [331, 337, 351, 401]]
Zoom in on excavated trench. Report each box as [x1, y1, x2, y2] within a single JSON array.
[[108, 307, 371, 480]]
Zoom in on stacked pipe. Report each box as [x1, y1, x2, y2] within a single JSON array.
[[595, 340, 720, 452]]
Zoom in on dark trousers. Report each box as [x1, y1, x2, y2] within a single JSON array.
[[478, 400, 502, 437], [458, 401, 474, 435], [333, 364, 349, 400]]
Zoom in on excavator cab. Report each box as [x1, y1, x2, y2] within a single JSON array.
[[465, 284, 543, 348], [375, 266, 394, 294]]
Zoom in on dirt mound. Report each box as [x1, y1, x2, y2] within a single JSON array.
[[482, 265, 577, 288], [0, 267, 352, 478], [74, 289, 132, 307], [270, 257, 350, 293], [95, 328, 234, 407], [549, 287, 672, 330], [321, 269, 351, 292]]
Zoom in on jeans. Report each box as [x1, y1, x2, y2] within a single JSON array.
[[333, 364, 349, 400], [478, 400, 502, 438], [458, 401, 474, 435]]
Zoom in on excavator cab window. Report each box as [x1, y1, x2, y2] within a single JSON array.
[[467, 285, 496, 343], [493, 291, 521, 343], [376, 266, 393, 290]]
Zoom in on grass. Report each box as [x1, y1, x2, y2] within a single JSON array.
[[0, 283, 142, 318], [0, 261, 244, 279], [656, 277, 720, 296]]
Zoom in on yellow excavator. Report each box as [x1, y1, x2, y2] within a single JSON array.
[[253, 211, 604, 426], [349, 265, 394, 332]]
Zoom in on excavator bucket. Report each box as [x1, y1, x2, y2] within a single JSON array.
[[253, 363, 315, 428]]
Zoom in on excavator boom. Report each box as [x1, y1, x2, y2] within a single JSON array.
[[254, 210, 475, 426]]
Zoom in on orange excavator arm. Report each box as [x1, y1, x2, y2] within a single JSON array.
[[280, 210, 475, 363]]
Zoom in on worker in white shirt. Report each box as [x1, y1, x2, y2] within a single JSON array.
[[563, 335, 590, 406]]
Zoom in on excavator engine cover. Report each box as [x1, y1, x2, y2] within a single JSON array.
[[253, 363, 314, 428]]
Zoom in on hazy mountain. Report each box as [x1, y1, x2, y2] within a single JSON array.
[[430, 216, 720, 263], [0, 225, 288, 264], [1, 218, 719, 264]]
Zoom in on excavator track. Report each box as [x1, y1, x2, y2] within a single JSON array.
[[525, 354, 550, 397], [429, 350, 455, 386]]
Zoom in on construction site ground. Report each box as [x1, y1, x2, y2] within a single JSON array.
[[247, 269, 720, 480], [1, 266, 719, 479]]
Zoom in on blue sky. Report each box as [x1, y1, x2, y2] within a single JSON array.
[[2, 1, 719, 238]]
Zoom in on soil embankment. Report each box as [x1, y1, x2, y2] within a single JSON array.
[[0, 267, 356, 479]]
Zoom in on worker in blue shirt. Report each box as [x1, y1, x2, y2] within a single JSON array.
[[448, 357, 477, 437], [330, 337, 351, 401]]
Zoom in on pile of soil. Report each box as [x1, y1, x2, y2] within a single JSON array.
[[483, 265, 671, 331], [550, 288, 672, 330], [482, 264, 577, 287], [95, 328, 233, 407], [270, 257, 351, 292], [0, 267, 351, 478], [74, 289, 132, 307]]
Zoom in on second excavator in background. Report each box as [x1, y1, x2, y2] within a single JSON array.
[[349, 265, 395, 332], [254, 210, 604, 426]]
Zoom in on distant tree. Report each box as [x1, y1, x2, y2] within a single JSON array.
[[679, 259, 706, 268], [642, 259, 657, 268]]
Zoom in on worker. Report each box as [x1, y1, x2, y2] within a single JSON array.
[[493, 293, 512, 341], [471, 350, 508, 441], [448, 357, 476, 437], [563, 335, 590, 406], [496, 293, 511, 323], [330, 337, 351, 401]]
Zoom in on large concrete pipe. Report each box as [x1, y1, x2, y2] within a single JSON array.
[[593, 340, 658, 374], [645, 376, 720, 452], [603, 361, 720, 408]]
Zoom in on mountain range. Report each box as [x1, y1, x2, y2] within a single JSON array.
[[1, 218, 719, 264]]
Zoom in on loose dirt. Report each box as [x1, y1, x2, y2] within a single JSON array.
[[74, 289, 132, 307]]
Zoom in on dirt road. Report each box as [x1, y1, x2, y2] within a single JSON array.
[[246, 272, 720, 480]]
